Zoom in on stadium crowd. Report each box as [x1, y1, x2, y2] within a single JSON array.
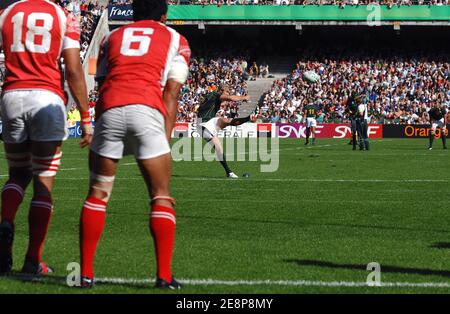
[[258, 51, 450, 124], [56, 0, 105, 61]]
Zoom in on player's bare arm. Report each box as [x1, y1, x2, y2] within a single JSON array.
[[163, 80, 183, 141], [220, 93, 250, 103], [63, 49, 92, 148]]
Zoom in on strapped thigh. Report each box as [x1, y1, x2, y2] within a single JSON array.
[[6, 152, 32, 169], [32, 152, 62, 177], [89, 171, 116, 202]]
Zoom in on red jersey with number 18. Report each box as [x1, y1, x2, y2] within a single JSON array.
[[0, 0, 80, 102], [95, 20, 191, 117]]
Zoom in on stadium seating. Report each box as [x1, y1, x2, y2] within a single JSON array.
[[259, 53, 450, 124]]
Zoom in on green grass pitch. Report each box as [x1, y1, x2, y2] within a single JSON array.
[[0, 138, 450, 294]]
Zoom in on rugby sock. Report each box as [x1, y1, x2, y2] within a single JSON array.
[[305, 128, 310, 143], [229, 116, 251, 126], [429, 131, 434, 148], [212, 145, 233, 174], [442, 134, 447, 148], [25, 196, 53, 264], [1, 180, 25, 223], [150, 204, 176, 282], [80, 197, 106, 279], [220, 155, 233, 175]]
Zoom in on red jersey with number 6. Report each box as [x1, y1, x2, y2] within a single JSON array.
[[95, 20, 191, 117], [0, 0, 80, 102]]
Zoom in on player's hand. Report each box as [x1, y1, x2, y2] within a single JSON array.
[[244, 95, 250, 102], [80, 121, 93, 148]]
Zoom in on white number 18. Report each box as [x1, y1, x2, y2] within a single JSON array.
[[11, 12, 53, 54]]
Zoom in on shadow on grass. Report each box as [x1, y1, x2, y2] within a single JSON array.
[[0, 272, 155, 291], [430, 242, 450, 249], [284, 259, 450, 278]]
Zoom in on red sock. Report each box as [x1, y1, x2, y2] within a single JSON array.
[[26, 196, 53, 264], [80, 197, 106, 279], [150, 204, 176, 282], [1, 181, 25, 223]]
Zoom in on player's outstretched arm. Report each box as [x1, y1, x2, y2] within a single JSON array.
[[220, 94, 250, 102], [63, 48, 93, 148]]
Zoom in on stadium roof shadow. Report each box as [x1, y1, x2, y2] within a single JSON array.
[[284, 259, 450, 278]]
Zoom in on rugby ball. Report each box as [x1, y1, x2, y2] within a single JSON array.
[[358, 104, 365, 114], [303, 71, 320, 83]]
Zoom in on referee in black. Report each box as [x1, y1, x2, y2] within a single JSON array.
[[428, 102, 448, 150]]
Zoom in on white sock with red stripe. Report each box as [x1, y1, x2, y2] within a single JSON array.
[[150, 204, 176, 282], [80, 196, 107, 279], [1, 180, 25, 223], [25, 196, 53, 264]]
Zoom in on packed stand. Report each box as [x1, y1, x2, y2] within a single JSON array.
[[259, 51, 450, 124], [56, 0, 105, 62], [177, 57, 249, 122]]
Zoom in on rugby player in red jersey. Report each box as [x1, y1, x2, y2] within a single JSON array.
[[78, 0, 190, 289], [0, 0, 93, 274]]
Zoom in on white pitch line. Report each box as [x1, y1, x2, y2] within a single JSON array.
[[41, 176, 450, 183], [94, 277, 450, 288], [2, 174, 445, 183]]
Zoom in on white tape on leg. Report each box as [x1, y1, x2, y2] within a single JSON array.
[[89, 172, 115, 202], [32, 152, 62, 177], [6, 152, 32, 169]]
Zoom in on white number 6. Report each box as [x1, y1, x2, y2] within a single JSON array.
[[120, 27, 153, 57]]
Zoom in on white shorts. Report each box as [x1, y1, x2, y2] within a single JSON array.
[[90, 105, 170, 160], [306, 117, 317, 128], [0, 90, 67, 143], [432, 119, 446, 131], [198, 117, 220, 140]]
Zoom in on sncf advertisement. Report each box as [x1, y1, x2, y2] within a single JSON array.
[[74, 122, 443, 139], [276, 123, 383, 139]]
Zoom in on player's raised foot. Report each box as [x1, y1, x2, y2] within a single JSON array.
[[227, 172, 239, 179], [80, 276, 94, 289], [0, 221, 14, 274], [21, 260, 54, 275], [155, 277, 182, 290]]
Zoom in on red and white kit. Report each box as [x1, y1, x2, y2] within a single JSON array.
[[0, 0, 80, 143], [92, 19, 190, 160]]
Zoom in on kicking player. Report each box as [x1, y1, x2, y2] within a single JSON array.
[[0, 0, 92, 275], [428, 102, 448, 150], [79, 0, 190, 289], [303, 102, 317, 146], [196, 84, 254, 178]]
